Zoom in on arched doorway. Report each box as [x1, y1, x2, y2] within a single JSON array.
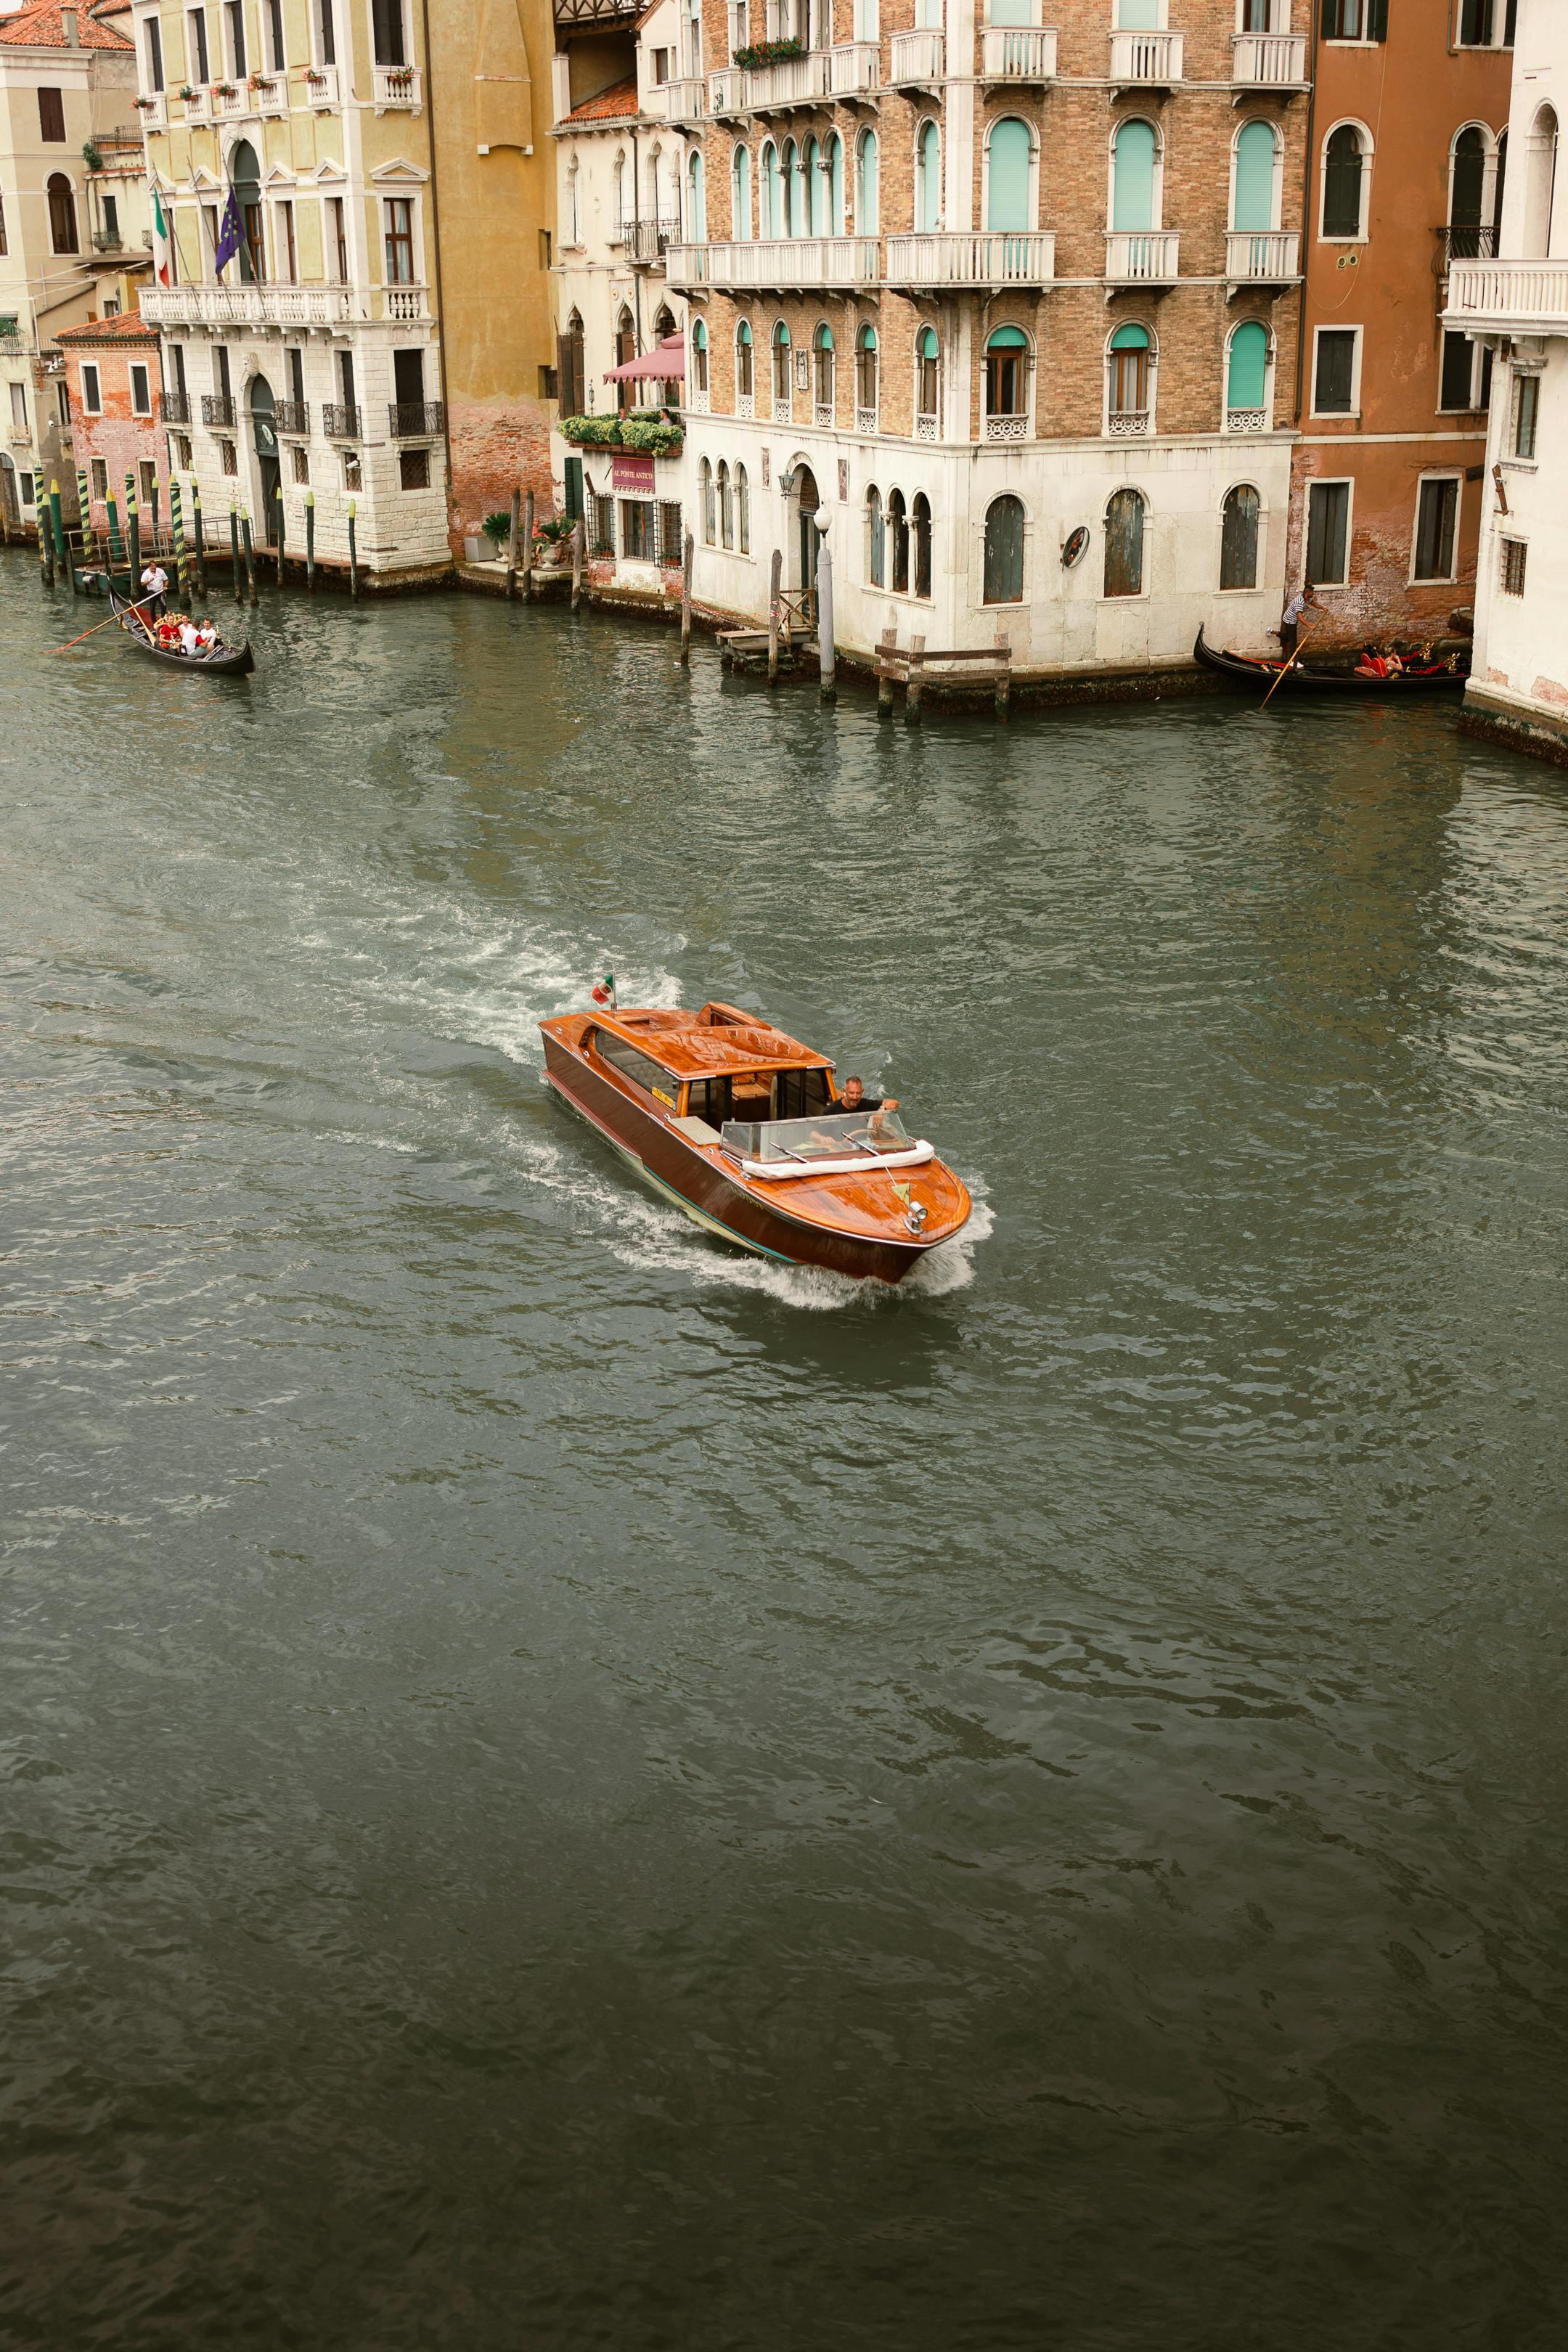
[[250, 375, 279, 536], [231, 138, 264, 282], [792, 462, 820, 606]]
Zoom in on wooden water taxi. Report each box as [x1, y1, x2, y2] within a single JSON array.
[[539, 1000, 973, 1283]]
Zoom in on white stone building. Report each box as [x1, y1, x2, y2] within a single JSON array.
[[1445, 0, 1568, 763]]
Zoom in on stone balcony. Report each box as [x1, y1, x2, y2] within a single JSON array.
[[1232, 32, 1308, 90], [133, 93, 167, 129], [372, 65, 422, 113], [141, 285, 355, 330], [213, 78, 287, 121], [1225, 229, 1301, 285], [303, 65, 340, 107], [1109, 30, 1183, 86], [744, 49, 832, 112], [1445, 258, 1568, 338], [665, 237, 880, 292], [979, 27, 1058, 82], [1105, 230, 1180, 286], [829, 40, 880, 96], [889, 29, 944, 85], [884, 231, 1056, 288], [653, 76, 706, 124]]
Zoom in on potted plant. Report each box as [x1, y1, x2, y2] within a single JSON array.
[[178, 83, 197, 101], [134, 94, 157, 110], [533, 517, 575, 566], [384, 65, 415, 93], [732, 36, 804, 68], [480, 510, 513, 552], [215, 81, 239, 99], [303, 65, 327, 86]]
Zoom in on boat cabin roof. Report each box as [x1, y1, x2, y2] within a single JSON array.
[[592, 1001, 834, 1082]]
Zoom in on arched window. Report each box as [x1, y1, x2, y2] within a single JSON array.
[[915, 120, 941, 234], [856, 323, 878, 417], [984, 325, 1029, 422], [813, 322, 834, 415], [654, 303, 676, 340], [827, 134, 845, 234], [562, 308, 586, 414], [700, 457, 715, 545], [1226, 320, 1269, 421], [690, 315, 709, 396], [1524, 106, 1557, 258], [566, 159, 581, 246], [889, 488, 909, 593], [47, 171, 78, 253], [1104, 487, 1146, 597], [1220, 484, 1261, 592], [761, 142, 782, 239], [1450, 125, 1487, 253], [986, 118, 1032, 233], [784, 139, 806, 237], [805, 136, 825, 236], [732, 143, 751, 240], [736, 462, 750, 555], [613, 152, 626, 235], [916, 324, 940, 427], [736, 317, 754, 399], [1112, 120, 1157, 233], [1107, 322, 1151, 427], [912, 492, 931, 600], [772, 319, 791, 406], [983, 494, 1024, 604], [718, 460, 732, 550], [1233, 120, 1278, 232], [867, 485, 885, 587], [857, 129, 879, 234], [687, 150, 706, 241], [1322, 123, 1368, 238]]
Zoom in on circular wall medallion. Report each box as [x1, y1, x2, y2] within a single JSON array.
[[1062, 526, 1090, 569]]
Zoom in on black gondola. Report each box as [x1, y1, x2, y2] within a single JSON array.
[[107, 584, 255, 677], [1194, 627, 1466, 697]]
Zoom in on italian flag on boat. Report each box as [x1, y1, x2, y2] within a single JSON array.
[[152, 183, 173, 288], [591, 970, 616, 1008]]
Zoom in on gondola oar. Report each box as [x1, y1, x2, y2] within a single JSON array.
[[52, 593, 158, 653], [1259, 629, 1311, 711]]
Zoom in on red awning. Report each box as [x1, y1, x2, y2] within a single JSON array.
[[603, 333, 685, 384]]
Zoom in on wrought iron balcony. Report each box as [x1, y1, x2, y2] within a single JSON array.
[[162, 389, 190, 424], [666, 237, 880, 293], [322, 402, 362, 438], [389, 400, 444, 438], [1232, 32, 1308, 89], [201, 393, 237, 427], [1439, 223, 1500, 266], [1104, 230, 1180, 286], [1225, 229, 1301, 284], [884, 231, 1056, 288], [1109, 30, 1183, 86], [979, 27, 1058, 81], [273, 400, 309, 435], [621, 217, 680, 266], [889, 29, 944, 84]]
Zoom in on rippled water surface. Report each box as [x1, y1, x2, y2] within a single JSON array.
[[4, 554, 1568, 2348]]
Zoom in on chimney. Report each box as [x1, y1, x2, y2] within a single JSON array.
[[62, 7, 79, 45]]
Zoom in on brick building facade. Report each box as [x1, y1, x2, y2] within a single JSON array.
[[53, 307, 166, 526]]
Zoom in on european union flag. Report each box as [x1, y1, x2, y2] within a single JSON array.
[[213, 187, 242, 276]]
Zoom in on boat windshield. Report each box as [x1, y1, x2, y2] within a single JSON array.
[[722, 1111, 912, 1164]]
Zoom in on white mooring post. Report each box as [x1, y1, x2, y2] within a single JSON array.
[[815, 512, 836, 703]]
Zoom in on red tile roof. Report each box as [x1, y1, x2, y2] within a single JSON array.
[[54, 310, 159, 343], [564, 75, 639, 123], [0, 4, 134, 49]]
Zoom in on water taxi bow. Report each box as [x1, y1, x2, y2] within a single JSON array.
[[539, 1001, 972, 1283]]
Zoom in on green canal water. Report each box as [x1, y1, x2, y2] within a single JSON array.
[[4, 554, 1567, 2349]]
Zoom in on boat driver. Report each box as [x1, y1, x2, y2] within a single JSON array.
[[836, 1075, 900, 1144]]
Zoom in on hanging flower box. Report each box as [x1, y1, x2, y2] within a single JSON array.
[[383, 68, 416, 92], [303, 68, 327, 86], [215, 82, 239, 98], [732, 37, 804, 68], [134, 95, 158, 111]]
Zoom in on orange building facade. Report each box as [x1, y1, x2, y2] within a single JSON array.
[[1286, 1, 1514, 650], [53, 309, 166, 528]]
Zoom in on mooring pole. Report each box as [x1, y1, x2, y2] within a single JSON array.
[[150, 477, 161, 550], [105, 486, 123, 565], [275, 483, 285, 587], [240, 507, 258, 604], [38, 491, 53, 587], [816, 528, 836, 704], [192, 482, 208, 599], [521, 488, 534, 602], [126, 486, 141, 591], [905, 634, 926, 729], [168, 478, 189, 605], [679, 528, 693, 666], [229, 502, 242, 602], [995, 629, 1010, 723], [305, 489, 316, 592], [75, 465, 92, 576], [877, 626, 897, 719], [49, 479, 68, 582], [767, 546, 781, 685], [347, 499, 359, 597], [571, 514, 584, 611]]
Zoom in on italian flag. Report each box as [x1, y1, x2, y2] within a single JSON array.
[[591, 970, 616, 1008], [152, 184, 173, 287]]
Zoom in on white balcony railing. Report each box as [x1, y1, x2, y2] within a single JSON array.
[[889, 29, 945, 83], [655, 76, 706, 122], [133, 93, 167, 129], [1233, 33, 1308, 86], [829, 40, 881, 95], [885, 231, 1056, 287], [708, 66, 745, 113], [211, 77, 287, 119], [373, 65, 422, 111], [1445, 258, 1568, 333], [302, 65, 340, 106], [744, 49, 832, 110], [1225, 229, 1300, 282], [980, 27, 1058, 80], [1109, 30, 1183, 84], [1105, 230, 1180, 284], [179, 86, 210, 121], [666, 237, 880, 291], [378, 282, 432, 322], [139, 284, 355, 329]]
